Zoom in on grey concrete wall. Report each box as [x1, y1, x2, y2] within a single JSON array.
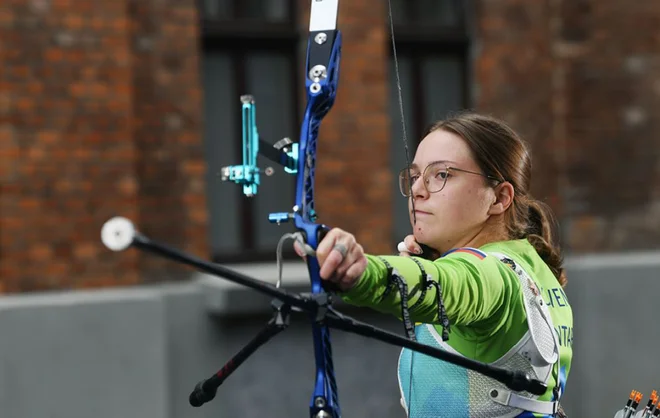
[[561, 252, 660, 418], [0, 255, 657, 418]]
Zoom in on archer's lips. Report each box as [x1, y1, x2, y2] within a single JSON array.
[[414, 210, 433, 216]]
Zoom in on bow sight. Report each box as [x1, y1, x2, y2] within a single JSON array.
[[219, 95, 298, 201]]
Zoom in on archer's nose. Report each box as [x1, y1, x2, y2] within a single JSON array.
[[411, 175, 428, 199]]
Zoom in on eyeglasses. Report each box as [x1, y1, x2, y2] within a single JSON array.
[[398, 161, 504, 197]]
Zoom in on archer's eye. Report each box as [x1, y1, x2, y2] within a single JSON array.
[[430, 168, 448, 180]]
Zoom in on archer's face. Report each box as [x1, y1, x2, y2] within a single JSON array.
[[407, 129, 496, 254]]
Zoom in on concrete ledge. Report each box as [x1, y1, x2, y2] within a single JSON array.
[[196, 260, 324, 316], [0, 285, 167, 309], [565, 249, 660, 270]]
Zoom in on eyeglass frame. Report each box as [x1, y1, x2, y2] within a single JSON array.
[[398, 160, 506, 197]]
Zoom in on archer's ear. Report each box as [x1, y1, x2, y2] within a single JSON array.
[[488, 182, 515, 215]]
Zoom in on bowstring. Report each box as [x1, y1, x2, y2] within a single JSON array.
[[387, 1, 417, 225], [387, 0, 415, 416]]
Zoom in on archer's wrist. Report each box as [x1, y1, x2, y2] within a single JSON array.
[[337, 255, 384, 304]]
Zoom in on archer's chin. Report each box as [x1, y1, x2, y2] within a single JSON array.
[[412, 225, 432, 242]]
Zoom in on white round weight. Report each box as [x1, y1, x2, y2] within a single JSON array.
[[101, 217, 136, 251]]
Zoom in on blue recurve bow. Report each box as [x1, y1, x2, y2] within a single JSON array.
[[294, 3, 343, 414], [280, 0, 343, 416], [220, 1, 342, 416]]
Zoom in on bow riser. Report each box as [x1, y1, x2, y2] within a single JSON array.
[[295, 8, 343, 416], [295, 28, 342, 220]]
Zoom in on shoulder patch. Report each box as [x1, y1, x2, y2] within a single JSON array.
[[443, 247, 487, 260]]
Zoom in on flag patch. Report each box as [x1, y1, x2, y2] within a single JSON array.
[[443, 247, 487, 260]]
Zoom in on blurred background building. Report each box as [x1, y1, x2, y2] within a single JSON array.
[[1, 0, 659, 417]]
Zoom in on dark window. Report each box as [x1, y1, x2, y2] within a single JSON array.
[[199, 0, 300, 262], [388, 0, 471, 244]]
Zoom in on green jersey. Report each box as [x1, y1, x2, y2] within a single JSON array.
[[340, 239, 573, 417]]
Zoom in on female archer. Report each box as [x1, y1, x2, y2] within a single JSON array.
[[297, 112, 573, 418]]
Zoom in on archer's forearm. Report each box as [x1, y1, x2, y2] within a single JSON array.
[[339, 254, 514, 327]]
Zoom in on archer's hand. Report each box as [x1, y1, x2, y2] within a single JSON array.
[[294, 228, 367, 291], [397, 234, 441, 259]]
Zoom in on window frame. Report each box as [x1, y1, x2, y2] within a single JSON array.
[[388, 1, 471, 142], [199, 0, 302, 263]]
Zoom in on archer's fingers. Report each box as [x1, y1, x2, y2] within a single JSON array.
[[316, 228, 343, 260], [403, 234, 424, 255], [337, 256, 368, 291], [397, 241, 412, 257], [334, 243, 364, 278], [293, 241, 308, 259], [320, 249, 344, 280], [327, 242, 365, 289], [318, 230, 356, 278]]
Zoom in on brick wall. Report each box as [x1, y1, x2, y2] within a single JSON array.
[[2, 0, 660, 293], [474, 0, 561, 211], [559, 1, 660, 252], [473, 0, 660, 253], [0, 0, 206, 293], [128, 1, 208, 280]]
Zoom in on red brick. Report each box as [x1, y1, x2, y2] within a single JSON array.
[[0, 0, 204, 293], [73, 243, 99, 261]]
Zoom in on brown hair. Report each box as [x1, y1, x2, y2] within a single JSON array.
[[426, 112, 567, 288]]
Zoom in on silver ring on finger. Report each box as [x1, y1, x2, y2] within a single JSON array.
[[333, 243, 348, 258]]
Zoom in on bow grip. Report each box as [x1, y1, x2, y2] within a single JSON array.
[[300, 223, 341, 293], [316, 225, 341, 293]]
